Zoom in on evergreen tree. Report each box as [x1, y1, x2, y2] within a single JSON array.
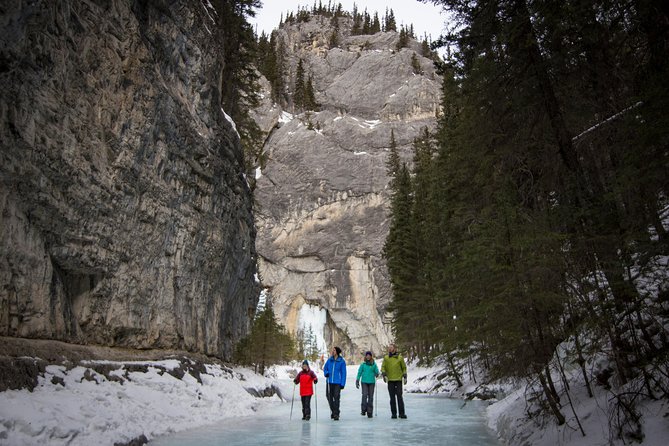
[[396, 25, 409, 50], [351, 4, 361, 35], [234, 304, 295, 375], [385, 8, 397, 32], [329, 14, 340, 47], [362, 9, 371, 34], [212, 0, 263, 180], [305, 75, 318, 110], [293, 58, 306, 111], [384, 0, 669, 432], [411, 52, 423, 75], [372, 12, 381, 33], [420, 36, 432, 59]]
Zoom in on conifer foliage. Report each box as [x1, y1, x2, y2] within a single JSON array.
[[385, 0, 669, 433], [211, 0, 264, 178], [234, 303, 295, 375]]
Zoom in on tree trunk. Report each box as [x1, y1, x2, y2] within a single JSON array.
[[538, 369, 566, 425]]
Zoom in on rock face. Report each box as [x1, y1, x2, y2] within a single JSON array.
[[0, 0, 258, 359], [254, 15, 441, 357]]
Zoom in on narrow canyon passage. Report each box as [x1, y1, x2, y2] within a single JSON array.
[[151, 367, 500, 445]]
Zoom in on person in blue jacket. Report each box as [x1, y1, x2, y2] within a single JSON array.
[[323, 346, 347, 420]]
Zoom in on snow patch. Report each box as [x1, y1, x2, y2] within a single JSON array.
[[255, 166, 262, 180], [201, 1, 216, 24], [279, 111, 294, 123], [221, 108, 239, 138]]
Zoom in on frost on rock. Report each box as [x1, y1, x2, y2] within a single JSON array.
[[297, 303, 328, 355], [221, 107, 240, 138]]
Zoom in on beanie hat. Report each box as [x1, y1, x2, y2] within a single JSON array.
[[302, 359, 309, 366], [334, 346, 342, 356], [365, 351, 373, 357]]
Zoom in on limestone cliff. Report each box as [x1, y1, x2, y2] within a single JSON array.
[[0, 0, 258, 359], [253, 15, 441, 356]]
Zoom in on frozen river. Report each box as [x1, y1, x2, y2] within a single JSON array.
[[151, 368, 500, 446]]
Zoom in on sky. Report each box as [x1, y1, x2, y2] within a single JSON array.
[[250, 0, 449, 42]]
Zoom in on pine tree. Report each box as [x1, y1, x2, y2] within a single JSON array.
[[351, 4, 361, 35], [212, 0, 263, 180], [293, 58, 306, 111], [305, 75, 318, 110], [384, 0, 669, 431], [396, 25, 409, 50], [421, 36, 432, 59], [234, 304, 295, 375], [362, 9, 371, 34], [411, 52, 423, 75], [372, 12, 381, 33], [329, 14, 340, 47], [385, 8, 397, 32]]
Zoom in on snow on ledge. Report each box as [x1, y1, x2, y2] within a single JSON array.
[[221, 107, 240, 138]]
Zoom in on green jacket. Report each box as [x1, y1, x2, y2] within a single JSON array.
[[381, 352, 407, 381], [356, 360, 380, 384]]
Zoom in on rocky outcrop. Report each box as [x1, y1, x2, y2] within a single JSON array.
[[253, 15, 441, 356], [0, 0, 258, 359]]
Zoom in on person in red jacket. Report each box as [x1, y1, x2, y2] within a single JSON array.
[[293, 360, 318, 420]]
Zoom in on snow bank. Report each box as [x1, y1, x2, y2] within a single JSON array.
[[405, 349, 669, 446], [0, 358, 286, 446], [486, 364, 669, 446]]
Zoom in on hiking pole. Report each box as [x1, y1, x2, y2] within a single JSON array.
[[314, 382, 318, 420], [375, 382, 378, 417], [290, 383, 296, 420]]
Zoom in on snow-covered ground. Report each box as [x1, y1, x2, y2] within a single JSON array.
[[0, 357, 289, 446], [404, 352, 669, 446]]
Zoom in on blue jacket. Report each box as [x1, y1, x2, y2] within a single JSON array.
[[323, 355, 347, 387]]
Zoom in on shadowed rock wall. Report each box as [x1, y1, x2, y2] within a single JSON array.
[[0, 0, 258, 359]]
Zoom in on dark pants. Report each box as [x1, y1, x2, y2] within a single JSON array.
[[301, 395, 312, 418], [388, 381, 405, 416], [327, 383, 341, 417], [361, 383, 375, 415]]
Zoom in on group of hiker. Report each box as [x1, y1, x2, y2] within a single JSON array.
[[292, 343, 408, 421]]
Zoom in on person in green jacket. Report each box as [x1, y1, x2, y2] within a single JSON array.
[[381, 343, 408, 419], [355, 351, 380, 418]]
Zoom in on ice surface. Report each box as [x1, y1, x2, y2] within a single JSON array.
[[151, 365, 499, 445]]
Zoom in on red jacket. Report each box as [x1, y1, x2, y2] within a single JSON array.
[[294, 369, 318, 396]]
